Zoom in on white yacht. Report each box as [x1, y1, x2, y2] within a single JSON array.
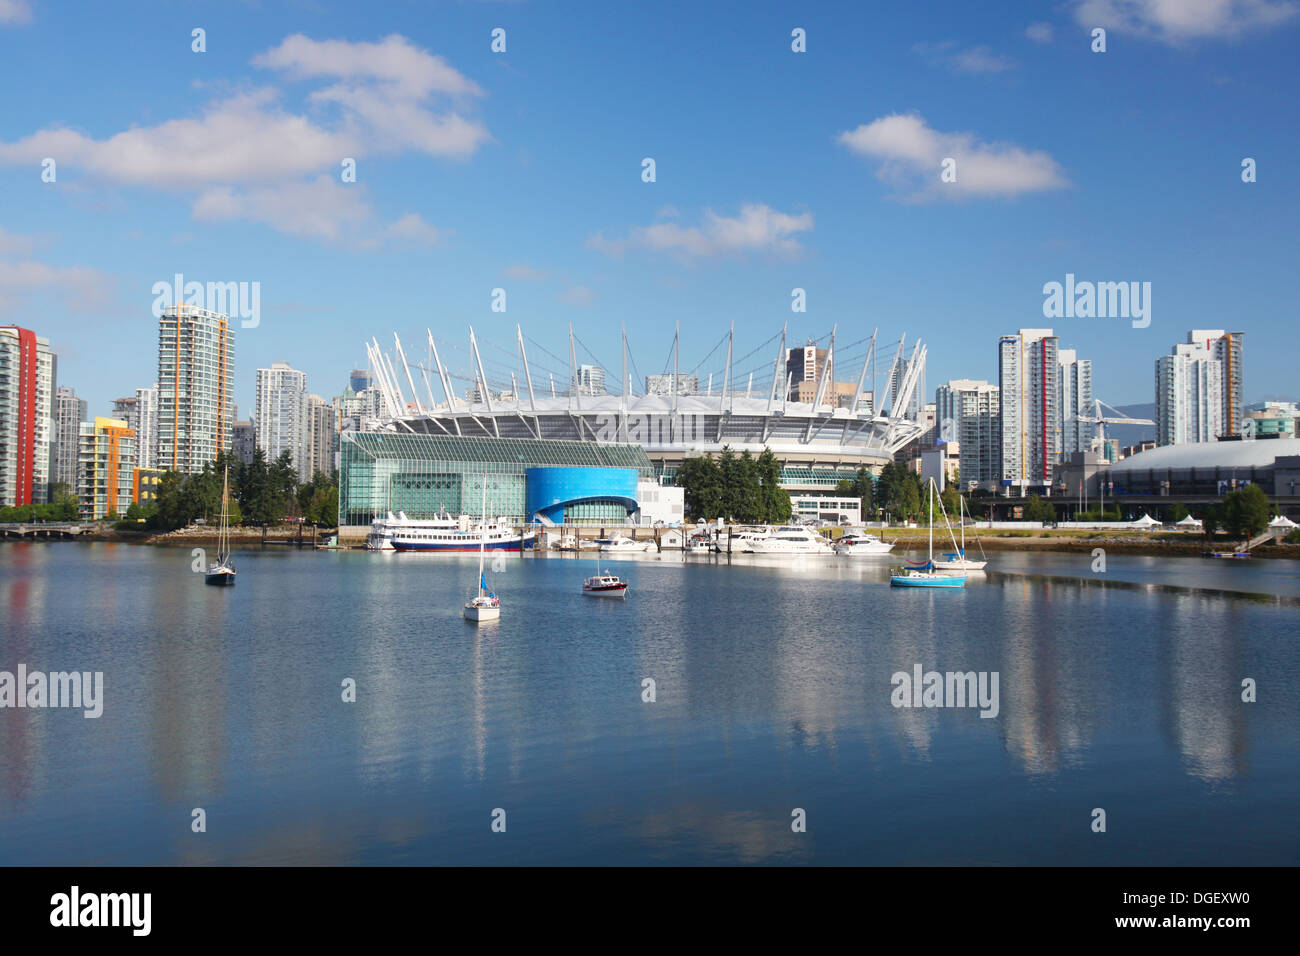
[[749, 526, 833, 554], [834, 531, 894, 555], [720, 527, 771, 553], [598, 534, 657, 553]]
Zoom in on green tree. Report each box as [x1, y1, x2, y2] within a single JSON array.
[[1168, 502, 1189, 523], [756, 448, 790, 524], [853, 466, 875, 519], [677, 454, 723, 521], [1222, 484, 1270, 541]]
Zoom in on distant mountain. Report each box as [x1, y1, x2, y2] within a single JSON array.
[[1104, 402, 1157, 448]]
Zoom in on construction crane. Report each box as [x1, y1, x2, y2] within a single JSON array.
[[1078, 398, 1155, 451]]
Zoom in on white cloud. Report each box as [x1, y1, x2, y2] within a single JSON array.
[[913, 41, 1017, 73], [0, 234, 111, 312], [382, 212, 443, 244], [1026, 22, 1055, 42], [1074, 0, 1298, 41], [0, 0, 32, 26], [589, 204, 813, 260], [192, 176, 373, 241], [558, 284, 595, 307], [838, 113, 1068, 201], [504, 264, 549, 280], [0, 34, 485, 241]]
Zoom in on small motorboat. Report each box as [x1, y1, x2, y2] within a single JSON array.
[[583, 572, 629, 598]]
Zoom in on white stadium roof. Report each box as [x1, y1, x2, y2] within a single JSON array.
[[1109, 438, 1300, 473]]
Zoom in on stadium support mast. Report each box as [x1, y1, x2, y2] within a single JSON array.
[[394, 333, 425, 416], [427, 330, 457, 413], [516, 325, 539, 433], [468, 325, 499, 437], [620, 323, 628, 442], [812, 324, 836, 410], [855, 328, 877, 417], [721, 321, 733, 414], [882, 334, 905, 417], [568, 324, 580, 413], [767, 324, 786, 415]]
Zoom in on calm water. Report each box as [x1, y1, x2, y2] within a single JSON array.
[[1, 541, 1298, 865]]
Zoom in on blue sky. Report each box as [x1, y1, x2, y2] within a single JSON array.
[[1, 0, 1297, 418]]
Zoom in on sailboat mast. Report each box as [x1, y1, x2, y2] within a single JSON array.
[[928, 479, 933, 562], [477, 479, 487, 596]]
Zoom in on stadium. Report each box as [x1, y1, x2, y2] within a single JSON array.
[[338, 324, 927, 531]]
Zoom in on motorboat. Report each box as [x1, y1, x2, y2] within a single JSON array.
[[583, 572, 629, 598], [598, 535, 657, 553], [834, 531, 894, 555], [720, 527, 771, 553], [749, 526, 833, 554]]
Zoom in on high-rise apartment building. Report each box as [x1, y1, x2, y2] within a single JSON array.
[[935, 379, 1001, 488], [998, 329, 1060, 490], [256, 361, 310, 481], [1156, 339, 1223, 446], [0, 326, 56, 506], [1185, 330, 1244, 437], [1058, 349, 1094, 456], [156, 305, 235, 475], [573, 364, 606, 396], [231, 418, 256, 464], [133, 385, 158, 470], [53, 385, 87, 494], [644, 373, 699, 397], [77, 416, 136, 519], [308, 394, 338, 478]]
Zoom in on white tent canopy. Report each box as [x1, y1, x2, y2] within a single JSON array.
[[1131, 513, 1161, 527], [1176, 514, 1202, 526], [1268, 515, 1298, 528]]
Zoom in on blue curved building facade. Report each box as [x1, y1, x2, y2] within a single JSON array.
[[525, 466, 639, 524]]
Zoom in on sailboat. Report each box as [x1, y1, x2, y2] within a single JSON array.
[[583, 528, 628, 598], [932, 495, 988, 571], [463, 481, 501, 621], [204, 465, 236, 586], [891, 479, 966, 588]]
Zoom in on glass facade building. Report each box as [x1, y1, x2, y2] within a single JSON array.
[[339, 432, 653, 526]]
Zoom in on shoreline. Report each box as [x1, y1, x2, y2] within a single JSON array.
[[13, 525, 1299, 561]]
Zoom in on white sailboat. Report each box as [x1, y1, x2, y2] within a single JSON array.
[[891, 479, 966, 588], [204, 465, 236, 586], [932, 495, 988, 570], [463, 482, 500, 622]]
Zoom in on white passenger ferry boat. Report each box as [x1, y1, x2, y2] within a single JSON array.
[[392, 515, 535, 553], [366, 511, 458, 551]]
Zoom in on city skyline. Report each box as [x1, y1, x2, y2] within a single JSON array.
[[0, 1, 1296, 421]]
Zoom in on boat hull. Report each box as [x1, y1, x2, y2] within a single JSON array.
[[394, 535, 534, 553], [204, 569, 236, 586], [891, 573, 966, 588], [583, 585, 628, 598], [463, 604, 500, 621], [931, 560, 986, 570]]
